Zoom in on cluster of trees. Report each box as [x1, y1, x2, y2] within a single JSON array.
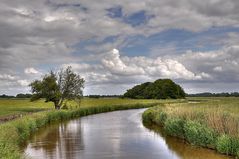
[[187, 92, 239, 97], [124, 79, 186, 99], [0, 93, 32, 98], [16, 93, 32, 98], [0, 94, 15, 98]]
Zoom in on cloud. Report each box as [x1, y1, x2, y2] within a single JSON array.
[[17, 80, 29, 86], [213, 66, 223, 72], [102, 49, 210, 80], [178, 45, 239, 82], [1, 0, 239, 94], [0, 74, 16, 80], [24, 67, 39, 75], [102, 49, 145, 76]]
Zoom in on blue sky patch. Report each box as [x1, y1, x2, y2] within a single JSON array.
[[106, 6, 123, 18], [123, 10, 154, 27], [107, 7, 154, 27]]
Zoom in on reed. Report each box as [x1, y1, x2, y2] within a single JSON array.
[[142, 97, 239, 157]]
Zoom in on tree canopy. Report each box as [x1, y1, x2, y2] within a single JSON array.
[[16, 93, 32, 98], [29, 66, 85, 109], [124, 79, 185, 99]]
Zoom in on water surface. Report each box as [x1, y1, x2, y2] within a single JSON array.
[[24, 109, 230, 159]]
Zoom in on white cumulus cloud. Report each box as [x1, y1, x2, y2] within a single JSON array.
[[102, 49, 210, 80], [102, 49, 145, 76]]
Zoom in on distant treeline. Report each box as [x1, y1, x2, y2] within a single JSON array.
[[0, 93, 32, 98], [0, 94, 121, 99], [0, 94, 15, 98], [187, 92, 239, 97], [85, 95, 122, 98], [1, 92, 239, 99], [0, 94, 122, 99]]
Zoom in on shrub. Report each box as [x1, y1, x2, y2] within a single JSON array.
[[13, 119, 31, 143], [164, 118, 185, 138], [154, 111, 167, 125], [184, 121, 217, 148], [0, 143, 21, 159], [216, 135, 232, 155], [216, 135, 239, 155], [142, 109, 154, 123]]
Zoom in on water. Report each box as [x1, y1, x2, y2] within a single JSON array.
[[24, 109, 230, 159]]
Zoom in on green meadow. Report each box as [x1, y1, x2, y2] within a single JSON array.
[[0, 98, 165, 118], [143, 97, 239, 157]]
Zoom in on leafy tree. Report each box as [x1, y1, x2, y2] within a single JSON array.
[[0, 94, 15, 98], [29, 66, 85, 109], [124, 79, 185, 99], [16, 93, 32, 98], [124, 82, 152, 99]]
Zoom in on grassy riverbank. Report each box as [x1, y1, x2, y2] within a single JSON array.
[[0, 98, 164, 118], [143, 97, 239, 158], [0, 98, 169, 124], [0, 98, 168, 159]]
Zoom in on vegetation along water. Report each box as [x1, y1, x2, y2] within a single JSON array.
[[143, 97, 239, 158], [0, 98, 164, 159], [24, 109, 230, 159]]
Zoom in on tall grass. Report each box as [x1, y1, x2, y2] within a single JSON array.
[[142, 97, 239, 157], [0, 102, 158, 159]]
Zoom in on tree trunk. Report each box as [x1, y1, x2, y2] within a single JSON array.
[[55, 105, 60, 110], [54, 101, 61, 110]]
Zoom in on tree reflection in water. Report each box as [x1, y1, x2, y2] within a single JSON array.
[[24, 109, 231, 159], [25, 120, 84, 159]]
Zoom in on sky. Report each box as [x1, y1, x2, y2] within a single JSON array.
[[1, 0, 239, 95]]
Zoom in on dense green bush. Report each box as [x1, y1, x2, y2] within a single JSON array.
[[184, 121, 217, 148], [154, 111, 167, 125], [124, 79, 185, 99], [216, 135, 232, 155], [164, 118, 185, 138], [142, 110, 153, 123], [216, 135, 239, 156]]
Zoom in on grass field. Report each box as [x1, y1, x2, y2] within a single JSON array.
[[0, 98, 183, 118], [143, 97, 239, 157]]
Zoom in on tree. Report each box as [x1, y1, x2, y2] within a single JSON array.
[[16, 93, 32, 98], [29, 66, 85, 109], [123, 79, 185, 99]]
